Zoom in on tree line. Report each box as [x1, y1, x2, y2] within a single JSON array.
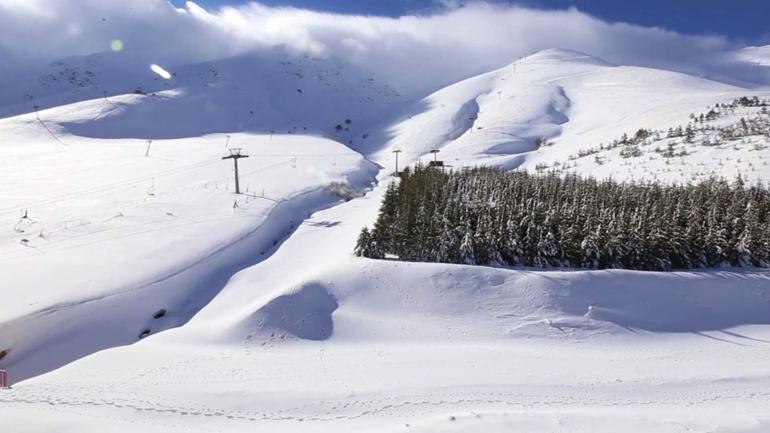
[[355, 166, 770, 271], [563, 96, 770, 165]]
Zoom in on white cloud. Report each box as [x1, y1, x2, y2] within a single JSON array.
[[0, 0, 766, 95]]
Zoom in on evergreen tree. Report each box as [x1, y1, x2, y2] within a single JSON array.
[[459, 229, 476, 265], [356, 165, 770, 271]]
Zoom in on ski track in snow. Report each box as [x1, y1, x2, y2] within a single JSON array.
[[3, 387, 767, 422]]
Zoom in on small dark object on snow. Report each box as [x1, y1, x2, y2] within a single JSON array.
[[153, 309, 167, 319], [0, 349, 8, 361], [345, 118, 352, 124], [139, 329, 151, 339]]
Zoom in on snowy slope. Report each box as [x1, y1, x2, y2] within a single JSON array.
[[0, 46, 414, 379], [3, 48, 770, 433], [0, 104, 378, 381], [0, 49, 405, 140], [736, 45, 770, 65], [3, 176, 770, 433], [362, 49, 770, 180]]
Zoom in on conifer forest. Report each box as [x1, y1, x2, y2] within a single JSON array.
[[356, 166, 770, 270]]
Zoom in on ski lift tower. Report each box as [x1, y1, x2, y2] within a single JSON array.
[[0, 370, 9, 389], [428, 149, 444, 168], [392, 149, 402, 176], [222, 148, 249, 194]]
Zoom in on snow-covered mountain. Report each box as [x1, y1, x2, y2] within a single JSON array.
[[736, 45, 770, 65], [2, 46, 770, 433], [363, 49, 770, 182], [0, 49, 405, 140]]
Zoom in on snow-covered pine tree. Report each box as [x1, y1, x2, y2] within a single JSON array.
[[459, 228, 476, 265], [356, 165, 770, 271]]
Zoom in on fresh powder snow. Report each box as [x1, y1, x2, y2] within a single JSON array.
[[1, 6, 770, 432]]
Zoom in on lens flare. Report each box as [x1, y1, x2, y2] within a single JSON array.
[[150, 64, 172, 80], [110, 39, 123, 52]]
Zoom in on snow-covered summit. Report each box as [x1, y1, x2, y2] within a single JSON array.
[[516, 48, 615, 67], [736, 45, 770, 65], [360, 44, 770, 183], [0, 49, 406, 141]]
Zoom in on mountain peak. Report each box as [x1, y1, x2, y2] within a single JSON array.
[[518, 48, 614, 66], [736, 45, 770, 64]]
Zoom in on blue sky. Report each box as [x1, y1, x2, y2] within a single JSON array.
[[187, 0, 770, 42]]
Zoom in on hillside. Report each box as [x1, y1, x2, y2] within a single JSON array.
[[0, 49, 405, 139], [2, 47, 770, 433], [362, 49, 770, 180], [0, 50, 397, 379], [4, 177, 770, 433]]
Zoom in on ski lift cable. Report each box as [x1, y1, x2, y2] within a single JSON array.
[[1, 159, 306, 248], [2, 203, 271, 251], [2, 151, 358, 215], [33, 107, 68, 147], [0, 211, 272, 260], [0, 159, 222, 215]]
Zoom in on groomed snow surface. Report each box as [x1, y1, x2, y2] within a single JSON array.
[[2, 48, 770, 432]]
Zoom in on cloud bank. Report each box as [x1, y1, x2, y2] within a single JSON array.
[[0, 0, 767, 94]]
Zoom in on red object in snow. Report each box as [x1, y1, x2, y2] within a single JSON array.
[[0, 370, 8, 388]]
